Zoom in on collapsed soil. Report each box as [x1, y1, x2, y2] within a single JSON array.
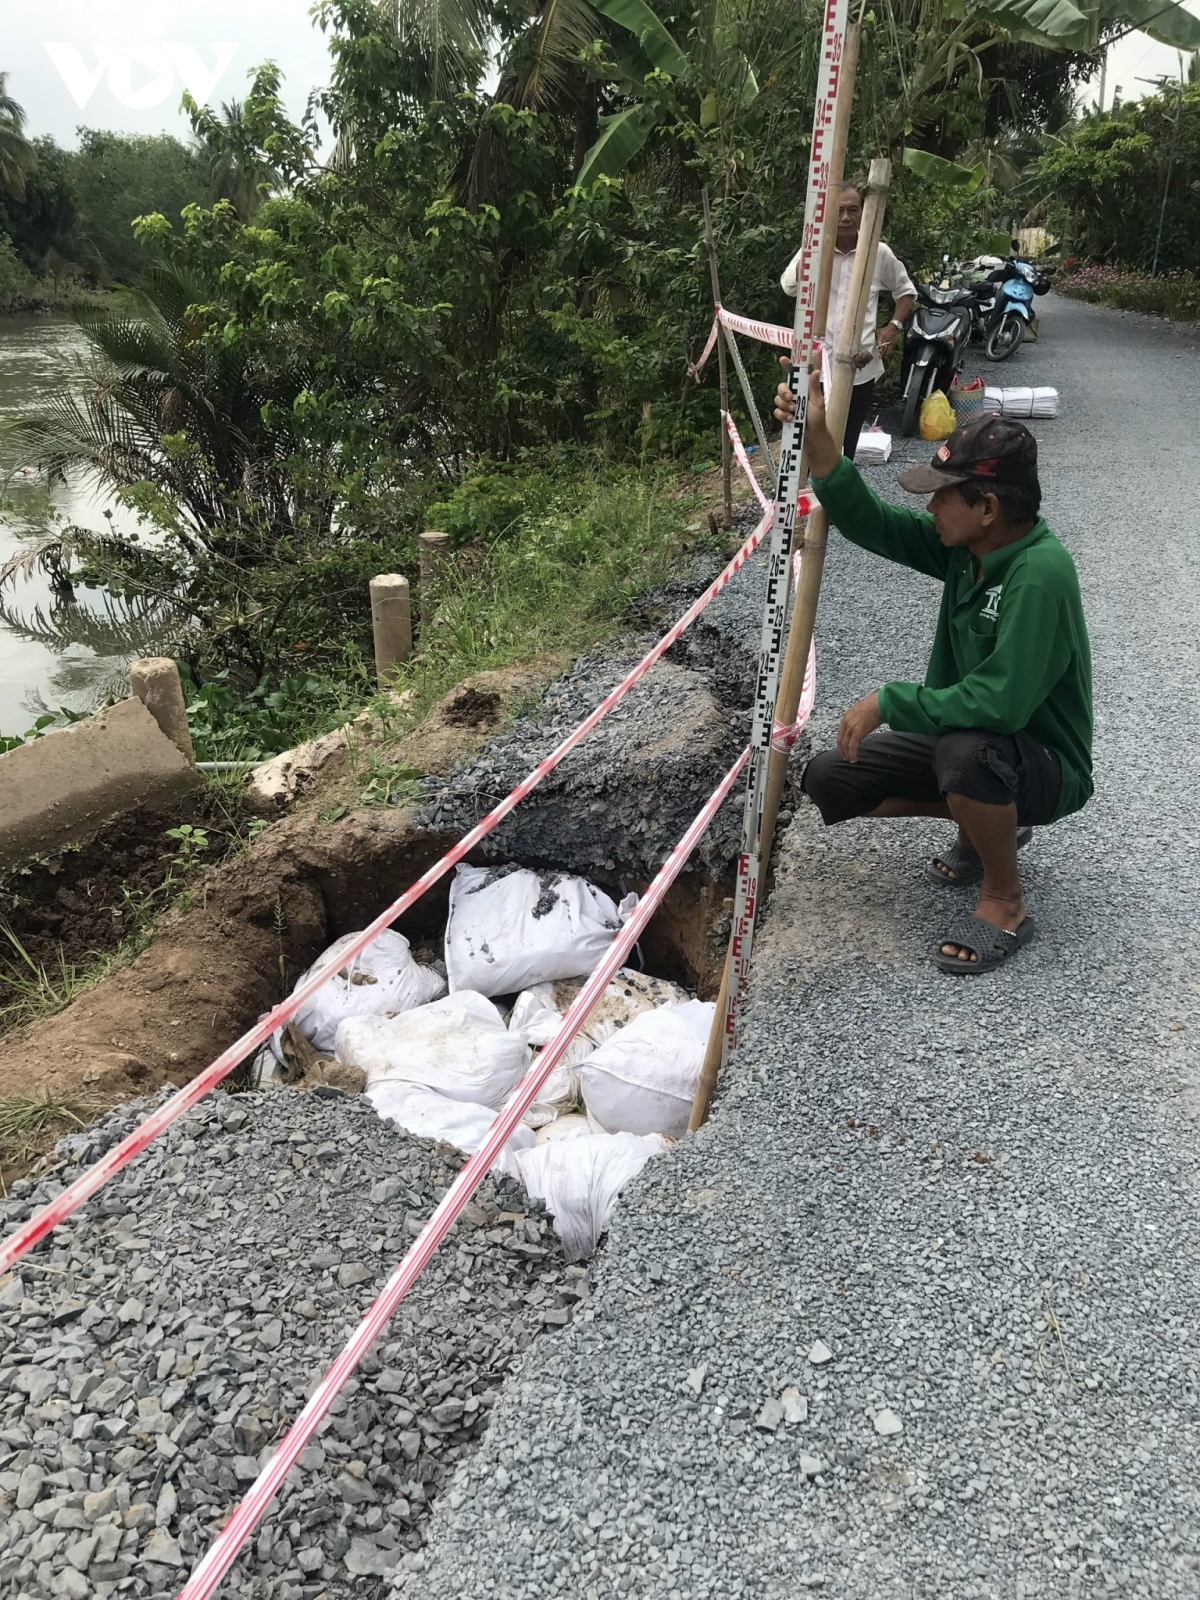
[[0, 790, 256, 1022]]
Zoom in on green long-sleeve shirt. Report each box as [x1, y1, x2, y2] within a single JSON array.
[[811, 454, 1093, 821]]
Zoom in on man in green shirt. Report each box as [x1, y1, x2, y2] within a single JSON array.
[[774, 368, 1093, 973]]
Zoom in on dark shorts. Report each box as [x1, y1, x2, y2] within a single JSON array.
[[802, 729, 1062, 827]]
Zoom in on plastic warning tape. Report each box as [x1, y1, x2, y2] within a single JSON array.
[[724, 0, 847, 1059], [0, 511, 774, 1276], [172, 743, 750, 1600], [722, 409, 769, 511], [690, 307, 793, 379]]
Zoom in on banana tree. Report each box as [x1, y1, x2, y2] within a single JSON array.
[[880, 0, 1200, 195]]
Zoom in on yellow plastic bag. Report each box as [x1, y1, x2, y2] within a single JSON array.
[[919, 389, 956, 441]]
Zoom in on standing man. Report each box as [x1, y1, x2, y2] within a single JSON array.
[[773, 366, 1093, 974], [781, 183, 916, 459]]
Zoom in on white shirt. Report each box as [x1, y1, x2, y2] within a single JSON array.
[[780, 240, 916, 386]]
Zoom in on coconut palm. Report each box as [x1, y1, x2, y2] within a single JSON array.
[[190, 97, 283, 219], [0, 72, 35, 201], [3, 263, 325, 563]]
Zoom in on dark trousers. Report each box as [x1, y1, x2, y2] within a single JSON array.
[[802, 729, 1062, 827], [843, 379, 876, 458]]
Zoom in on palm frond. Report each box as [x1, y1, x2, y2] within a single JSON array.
[[504, 0, 601, 110], [382, 0, 493, 98]]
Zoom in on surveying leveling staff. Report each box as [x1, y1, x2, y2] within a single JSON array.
[[774, 366, 1093, 974], [780, 183, 916, 459]]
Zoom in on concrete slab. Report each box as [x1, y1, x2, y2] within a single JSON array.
[[0, 697, 201, 870]]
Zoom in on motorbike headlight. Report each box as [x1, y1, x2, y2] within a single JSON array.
[[937, 327, 958, 345]]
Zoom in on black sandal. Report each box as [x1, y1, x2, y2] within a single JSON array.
[[926, 826, 1033, 888], [934, 912, 1036, 974]]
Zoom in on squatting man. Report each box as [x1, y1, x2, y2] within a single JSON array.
[[774, 367, 1093, 973]]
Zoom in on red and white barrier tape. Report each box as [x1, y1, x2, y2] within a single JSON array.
[[0, 508, 774, 1276], [172, 744, 750, 1600], [690, 306, 794, 379], [722, 409, 769, 512]]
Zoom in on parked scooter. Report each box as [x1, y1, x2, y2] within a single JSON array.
[[900, 258, 989, 436], [978, 256, 1050, 362]]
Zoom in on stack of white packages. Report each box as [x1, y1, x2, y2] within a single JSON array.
[[854, 426, 892, 464], [984, 386, 1058, 419]]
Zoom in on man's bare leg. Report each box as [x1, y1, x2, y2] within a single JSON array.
[[863, 795, 1023, 960], [866, 798, 977, 879], [942, 794, 1023, 961]]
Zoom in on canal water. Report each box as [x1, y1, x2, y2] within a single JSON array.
[[0, 314, 144, 737]]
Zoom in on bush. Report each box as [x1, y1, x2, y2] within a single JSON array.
[[424, 465, 554, 546], [1056, 263, 1200, 323]]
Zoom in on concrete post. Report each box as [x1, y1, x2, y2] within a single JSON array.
[[129, 657, 195, 766], [368, 574, 412, 684], [419, 530, 453, 624]]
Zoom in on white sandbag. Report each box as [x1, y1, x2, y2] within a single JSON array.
[[510, 968, 690, 1057], [579, 999, 715, 1138], [366, 1080, 533, 1176], [336, 991, 531, 1108], [515, 1067, 581, 1130], [508, 986, 595, 1070], [272, 929, 446, 1060], [445, 864, 636, 997], [515, 1132, 669, 1260], [534, 1113, 593, 1145]]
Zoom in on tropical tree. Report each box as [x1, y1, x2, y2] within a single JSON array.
[[187, 95, 285, 218], [0, 72, 34, 200]]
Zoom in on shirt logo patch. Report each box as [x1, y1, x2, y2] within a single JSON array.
[[980, 584, 1002, 620]]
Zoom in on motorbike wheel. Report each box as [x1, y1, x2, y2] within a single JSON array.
[[984, 314, 1023, 362], [901, 363, 936, 437]]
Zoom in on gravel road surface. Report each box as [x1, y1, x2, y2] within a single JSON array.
[[402, 297, 1200, 1598], [0, 1090, 578, 1598]]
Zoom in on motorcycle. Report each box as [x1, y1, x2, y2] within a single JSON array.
[[979, 256, 1050, 362], [900, 260, 990, 436]]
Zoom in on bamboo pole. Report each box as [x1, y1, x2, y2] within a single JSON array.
[[758, 153, 892, 868], [701, 188, 734, 530], [688, 24, 864, 1136]]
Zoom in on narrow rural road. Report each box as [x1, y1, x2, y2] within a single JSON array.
[[404, 295, 1200, 1599]]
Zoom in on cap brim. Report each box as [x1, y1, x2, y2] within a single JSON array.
[[895, 464, 973, 494]]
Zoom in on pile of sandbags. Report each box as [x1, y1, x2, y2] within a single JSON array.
[[290, 865, 716, 1258]]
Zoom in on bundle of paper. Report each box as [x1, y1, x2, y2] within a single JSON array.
[[855, 427, 892, 464], [983, 386, 1059, 419]]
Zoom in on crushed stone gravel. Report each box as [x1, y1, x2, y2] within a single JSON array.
[[0, 1088, 578, 1598], [420, 550, 766, 880], [394, 296, 1200, 1598]]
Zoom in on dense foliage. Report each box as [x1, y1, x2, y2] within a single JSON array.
[[1056, 261, 1200, 320], [0, 126, 207, 293], [4, 0, 1199, 751], [1036, 81, 1200, 272]]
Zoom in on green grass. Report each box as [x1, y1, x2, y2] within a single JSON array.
[[0, 1092, 94, 1187], [359, 464, 705, 744], [0, 923, 99, 1035], [185, 462, 705, 769]]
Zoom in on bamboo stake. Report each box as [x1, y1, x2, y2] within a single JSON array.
[[794, 13, 863, 494], [701, 188, 734, 530], [689, 24, 864, 1135], [758, 154, 892, 868]]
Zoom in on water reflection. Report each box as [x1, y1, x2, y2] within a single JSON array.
[[0, 314, 157, 735]]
